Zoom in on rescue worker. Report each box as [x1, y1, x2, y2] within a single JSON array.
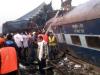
[[0, 37, 18, 75], [48, 32, 57, 60]]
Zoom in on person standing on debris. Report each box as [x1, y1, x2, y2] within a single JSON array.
[[37, 36, 48, 75], [0, 36, 18, 75], [48, 32, 57, 60]]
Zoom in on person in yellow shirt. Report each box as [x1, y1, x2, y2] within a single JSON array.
[[48, 32, 57, 60]]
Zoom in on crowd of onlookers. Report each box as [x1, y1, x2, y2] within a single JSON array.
[[0, 30, 58, 75]]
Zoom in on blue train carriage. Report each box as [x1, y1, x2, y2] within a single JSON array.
[[49, 0, 100, 67]]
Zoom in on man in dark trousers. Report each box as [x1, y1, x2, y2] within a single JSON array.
[[37, 36, 48, 75]]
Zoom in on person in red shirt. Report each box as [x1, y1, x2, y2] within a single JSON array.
[[43, 34, 48, 43], [38, 32, 49, 44]]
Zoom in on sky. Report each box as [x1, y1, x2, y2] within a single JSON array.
[[0, 0, 89, 33]]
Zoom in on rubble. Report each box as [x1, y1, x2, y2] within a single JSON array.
[[50, 56, 100, 75]]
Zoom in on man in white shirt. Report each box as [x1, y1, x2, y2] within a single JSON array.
[[22, 32, 29, 61], [37, 36, 48, 61], [37, 36, 48, 75], [13, 33, 23, 60], [13, 33, 23, 48]]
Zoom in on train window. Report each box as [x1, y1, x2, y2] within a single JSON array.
[[86, 36, 100, 49], [71, 35, 81, 45], [58, 26, 63, 33]]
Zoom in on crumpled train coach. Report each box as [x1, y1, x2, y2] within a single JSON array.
[[46, 0, 100, 67]]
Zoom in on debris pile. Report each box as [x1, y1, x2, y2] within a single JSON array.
[[52, 56, 100, 75]]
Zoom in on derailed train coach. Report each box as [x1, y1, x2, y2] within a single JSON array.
[[46, 0, 100, 67], [2, 20, 36, 34]]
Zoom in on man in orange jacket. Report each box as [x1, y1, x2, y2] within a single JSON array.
[[0, 36, 18, 75]]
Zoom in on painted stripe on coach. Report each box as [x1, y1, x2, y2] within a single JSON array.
[[63, 33, 100, 51]]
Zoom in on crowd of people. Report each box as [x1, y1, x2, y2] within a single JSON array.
[[0, 30, 58, 75]]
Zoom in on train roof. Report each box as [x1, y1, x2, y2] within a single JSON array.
[[47, 0, 100, 26], [2, 20, 36, 34]]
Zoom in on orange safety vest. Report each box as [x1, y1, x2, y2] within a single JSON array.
[[0, 47, 18, 74], [0, 38, 5, 45]]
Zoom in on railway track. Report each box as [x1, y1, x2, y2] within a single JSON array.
[[66, 54, 100, 72], [49, 52, 100, 75]]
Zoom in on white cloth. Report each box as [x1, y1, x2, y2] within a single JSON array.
[[22, 34, 29, 48], [13, 33, 23, 48], [38, 40, 46, 61]]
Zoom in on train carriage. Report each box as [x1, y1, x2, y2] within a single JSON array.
[[46, 0, 100, 67]]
